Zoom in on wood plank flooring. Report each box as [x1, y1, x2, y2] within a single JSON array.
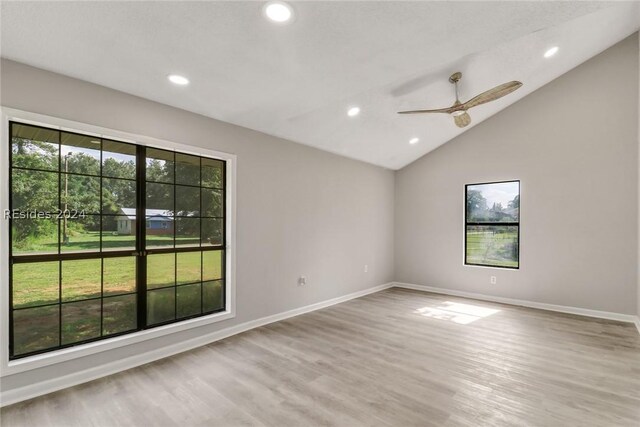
[[2, 288, 639, 426]]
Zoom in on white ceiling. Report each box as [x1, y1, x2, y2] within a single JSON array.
[[1, 1, 639, 169]]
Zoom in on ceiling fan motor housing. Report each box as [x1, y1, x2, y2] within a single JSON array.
[[449, 72, 462, 84]]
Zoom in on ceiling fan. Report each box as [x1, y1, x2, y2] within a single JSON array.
[[397, 72, 523, 128]]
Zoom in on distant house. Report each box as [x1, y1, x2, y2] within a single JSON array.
[[117, 208, 174, 235]]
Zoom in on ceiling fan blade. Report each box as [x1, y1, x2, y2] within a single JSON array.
[[463, 81, 522, 110], [397, 107, 453, 115], [454, 112, 471, 128]]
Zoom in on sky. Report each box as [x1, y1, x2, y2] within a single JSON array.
[[61, 144, 135, 163], [468, 181, 519, 207]]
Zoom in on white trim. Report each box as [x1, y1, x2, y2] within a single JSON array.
[[0, 282, 394, 407], [0, 113, 10, 375], [394, 282, 638, 323], [0, 108, 237, 377], [634, 317, 640, 336], [462, 263, 519, 272]]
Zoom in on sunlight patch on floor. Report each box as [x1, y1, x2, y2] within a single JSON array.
[[415, 301, 501, 324]]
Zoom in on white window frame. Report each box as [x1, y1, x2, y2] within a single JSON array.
[[0, 108, 237, 376]]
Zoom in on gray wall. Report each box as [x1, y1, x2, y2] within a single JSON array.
[[0, 59, 395, 392], [395, 35, 639, 315]]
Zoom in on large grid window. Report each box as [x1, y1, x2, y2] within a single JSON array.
[[9, 122, 227, 359], [465, 180, 520, 269]]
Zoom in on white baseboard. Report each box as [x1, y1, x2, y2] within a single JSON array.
[[394, 282, 639, 324], [0, 282, 394, 407], [635, 317, 640, 335]]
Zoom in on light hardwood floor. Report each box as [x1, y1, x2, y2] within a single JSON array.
[[2, 288, 640, 426]]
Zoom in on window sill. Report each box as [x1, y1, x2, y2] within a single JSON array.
[[2, 309, 235, 377], [463, 263, 520, 271]]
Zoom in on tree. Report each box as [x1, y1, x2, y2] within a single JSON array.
[[466, 190, 487, 219], [11, 137, 143, 247], [146, 159, 172, 182], [11, 137, 59, 246], [67, 152, 100, 175], [508, 195, 519, 209], [12, 137, 57, 170], [103, 157, 135, 180]]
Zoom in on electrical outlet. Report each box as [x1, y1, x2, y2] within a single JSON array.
[[364, 264, 368, 273], [298, 276, 307, 286], [490, 276, 497, 285]]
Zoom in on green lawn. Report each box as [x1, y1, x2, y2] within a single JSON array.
[[466, 228, 518, 268], [13, 249, 223, 308], [12, 232, 224, 356]]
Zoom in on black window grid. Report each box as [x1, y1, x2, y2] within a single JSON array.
[[9, 121, 227, 359]]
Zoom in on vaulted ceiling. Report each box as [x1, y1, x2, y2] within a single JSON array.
[[1, 1, 639, 169]]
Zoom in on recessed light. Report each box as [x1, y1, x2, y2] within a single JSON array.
[[264, 1, 293, 23], [347, 106, 360, 117], [544, 46, 559, 58], [409, 138, 420, 145], [168, 74, 190, 85]]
